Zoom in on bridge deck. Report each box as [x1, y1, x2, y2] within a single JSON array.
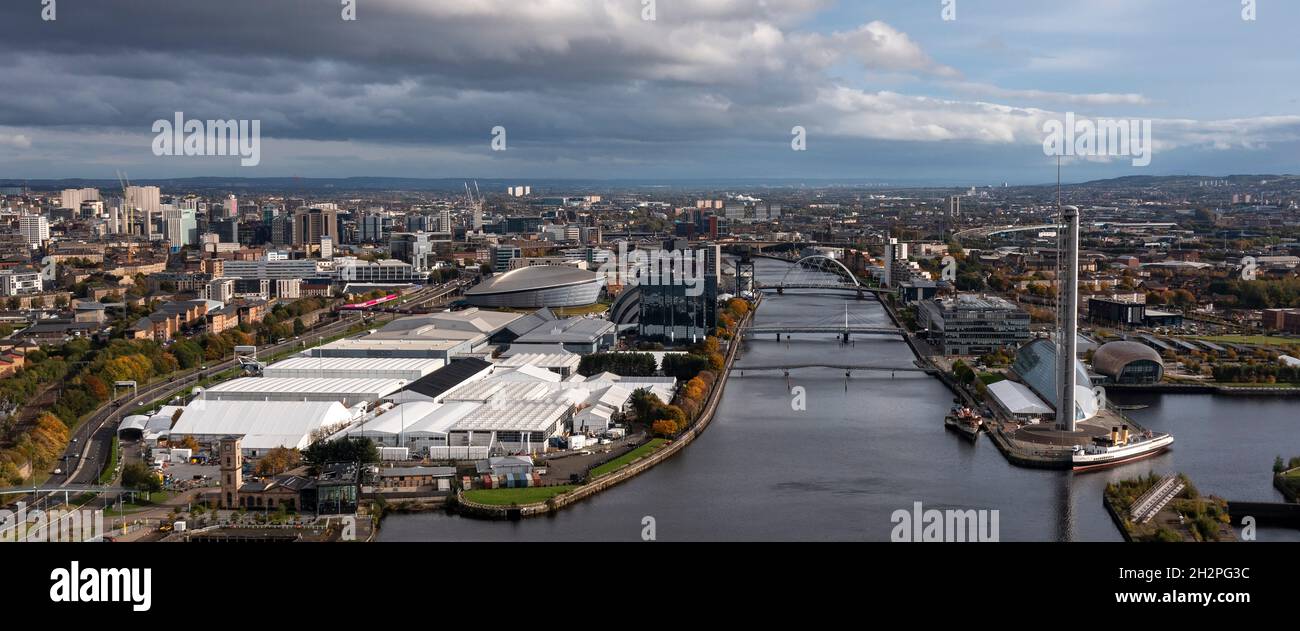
[[740, 325, 904, 335], [733, 363, 934, 373]]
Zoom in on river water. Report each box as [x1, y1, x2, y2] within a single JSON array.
[[379, 258, 1300, 542]]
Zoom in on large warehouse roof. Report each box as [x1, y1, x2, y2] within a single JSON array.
[[202, 377, 407, 403], [514, 317, 616, 345], [466, 265, 600, 296], [262, 356, 445, 380], [313, 338, 468, 355], [350, 400, 480, 437], [401, 357, 497, 400], [171, 400, 353, 451], [371, 309, 522, 338], [452, 401, 572, 432]]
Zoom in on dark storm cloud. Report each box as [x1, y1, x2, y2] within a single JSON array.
[[0, 0, 1296, 179]]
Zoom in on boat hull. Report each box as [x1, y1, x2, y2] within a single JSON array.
[[945, 419, 982, 441], [1071, 435, 1174, 472]]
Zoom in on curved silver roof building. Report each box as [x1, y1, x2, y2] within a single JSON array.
[[1092, 341, 1164, 384], [465, 265, 602, 308]]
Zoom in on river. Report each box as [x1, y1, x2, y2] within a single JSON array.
[[379, 258, 1300, 541]]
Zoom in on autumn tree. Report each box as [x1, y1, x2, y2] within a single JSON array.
[[254, 447, 302, 476]]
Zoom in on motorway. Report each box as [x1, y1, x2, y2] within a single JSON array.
[[28, 281, 463, 505]]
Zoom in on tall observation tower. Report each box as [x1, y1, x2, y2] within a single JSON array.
[[1055, 205, 1080, 432]]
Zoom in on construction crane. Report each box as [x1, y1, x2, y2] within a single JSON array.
[[116, 170, 137, 261], [115, 170, 131, 235], [464, 181, 485, 235]]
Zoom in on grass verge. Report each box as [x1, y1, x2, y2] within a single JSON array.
[[590, 438, 669, 478], [462, 485, 575, 506]]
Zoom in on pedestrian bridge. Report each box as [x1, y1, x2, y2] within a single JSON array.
[[739, 325, 905, 338], [733, 363, 936, 375]]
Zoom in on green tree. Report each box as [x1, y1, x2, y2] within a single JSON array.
[[121, 462, 163, 493]]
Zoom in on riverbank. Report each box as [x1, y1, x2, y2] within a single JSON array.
[[1103, 473, 1236, 542], [1107, 382, 1300, 396], [450, 298, 757, 520]]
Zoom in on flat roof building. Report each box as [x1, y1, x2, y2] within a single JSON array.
[[201, 377, 407, 405], [917, 294, 1031, 356], [311, 338, 475, 361], [262, 356, 445, 381]]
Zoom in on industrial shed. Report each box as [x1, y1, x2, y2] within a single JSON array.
[[170, 400, 355, 456], [348, 400, 483, 457], [262, 356, 445, 381], [200, 376, 407, 405]]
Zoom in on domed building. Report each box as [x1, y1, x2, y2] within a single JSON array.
[[1091, 341, 1164, 385], [465, 265, 602, 308]]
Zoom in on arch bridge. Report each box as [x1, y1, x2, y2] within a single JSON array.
[[753, 255, 886, 299]]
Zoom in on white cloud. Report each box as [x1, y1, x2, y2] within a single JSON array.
[[947, 82, 1150, 106], [0, 133, 31, 149]]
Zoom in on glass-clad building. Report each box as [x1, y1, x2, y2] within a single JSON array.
[[1010, 338, 1099, 422]]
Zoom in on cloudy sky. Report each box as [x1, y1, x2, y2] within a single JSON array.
[[1, 0, 1298, 184]]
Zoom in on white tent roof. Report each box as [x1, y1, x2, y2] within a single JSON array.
[[350, 401, 479, 437], [491, 364, 563, 383], [262, 356, 444, 379], [202, 377, 407, 402], [171, 400, 354, 451], [987, 380, 1052, 415]]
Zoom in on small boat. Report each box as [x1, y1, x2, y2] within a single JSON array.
[[1114, 404, 1149, 411], [944, 406, 983, 442]]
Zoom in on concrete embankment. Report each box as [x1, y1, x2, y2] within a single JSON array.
[[455, 302, 757, 520], [1106, 383, 1300, 397]]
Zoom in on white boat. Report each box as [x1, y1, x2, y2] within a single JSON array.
[[1071, 433, 1174, 471]]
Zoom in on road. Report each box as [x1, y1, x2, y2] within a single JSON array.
[[30, 281, 462, 505]]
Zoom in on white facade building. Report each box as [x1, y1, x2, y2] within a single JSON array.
[[19, 215, 49, 248]]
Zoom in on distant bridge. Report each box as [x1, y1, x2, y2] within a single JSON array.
[[733, 363, 936, 375], [751, 254, 887, 299], [953, 223, 1058, 240], [0, 484, 126, 496], [739, 325, 905, 339]]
